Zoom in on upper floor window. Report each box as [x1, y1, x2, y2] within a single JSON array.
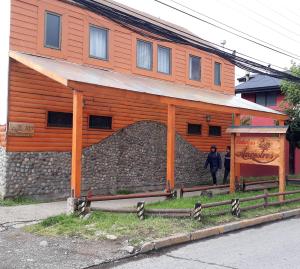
[[214, 62, 222, 85], [189, 55, 201, 81], [137, 40, 153, 70], [256, 92, 277, 106], [89, 25, 108, 60], [158, 45, 171, 74], [45, 12, 61, 49]]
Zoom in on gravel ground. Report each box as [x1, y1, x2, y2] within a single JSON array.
[[0, 227, 129, 269]]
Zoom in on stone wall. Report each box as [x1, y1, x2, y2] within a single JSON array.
[[0, 147, 7, 198], [1, 121, 226, 199]]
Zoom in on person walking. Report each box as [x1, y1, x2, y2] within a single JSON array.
[[204, 145, 222, 185], [223, 146, 231, 184]]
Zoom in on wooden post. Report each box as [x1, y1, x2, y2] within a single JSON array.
[[167, 104, 176, 190], [230, 133, 236, 193], [278, 120, 286, 202], [234, 114, 241, 186], [71, 90, 83, 198]]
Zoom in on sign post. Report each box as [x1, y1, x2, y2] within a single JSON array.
[[226, 126, 288, 200]]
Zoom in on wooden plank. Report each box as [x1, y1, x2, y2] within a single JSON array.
[[230, 133, 235, 193], [71, 90, 83, 198], [279, 120, 286, 202], [234, 114, 241, 185], [166, 104, 176, 190]]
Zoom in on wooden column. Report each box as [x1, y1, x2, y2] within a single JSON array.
[[166, 104, 176, 190], [279, 120, 286, 201], [71, 90, 83, 198], [234, 114, 241, 186], [229, 132, 236, 193]]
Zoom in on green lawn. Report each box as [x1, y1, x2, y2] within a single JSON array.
[[25, 185, 300, 246], [0, 197, 38, 206]]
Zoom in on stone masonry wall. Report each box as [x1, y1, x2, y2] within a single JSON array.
[[1, 121, 226, 199]]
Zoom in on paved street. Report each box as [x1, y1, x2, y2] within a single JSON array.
[[104, 217, 300, 269]]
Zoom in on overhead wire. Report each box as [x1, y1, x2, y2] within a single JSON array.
[[167, 0, 300, 60], [71, 0, 300, 82]]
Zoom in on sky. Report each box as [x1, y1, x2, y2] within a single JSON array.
[[114, 0, 300, 84]]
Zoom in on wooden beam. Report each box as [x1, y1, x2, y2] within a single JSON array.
[[278, 120, 286, 201], [230, 133, 236, 193], [167, 104, 176, 190], [71, 90, 83, 198], [234, 114, 241, 187]]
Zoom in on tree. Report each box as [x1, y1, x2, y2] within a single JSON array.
[[281, 63, 300, 173]]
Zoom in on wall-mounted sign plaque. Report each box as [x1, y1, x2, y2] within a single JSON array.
[[7, 122, 34, 137]]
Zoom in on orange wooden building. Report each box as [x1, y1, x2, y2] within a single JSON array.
[[0, 0, 286, 199]]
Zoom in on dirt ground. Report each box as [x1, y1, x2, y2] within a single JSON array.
[[0, 227, 129, 269]]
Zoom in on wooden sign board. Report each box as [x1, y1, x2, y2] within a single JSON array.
[[235, 136, 280, 166], [7, 122, 34, 137]]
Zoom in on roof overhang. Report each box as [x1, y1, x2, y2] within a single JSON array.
[[9, 51, 288, 120]]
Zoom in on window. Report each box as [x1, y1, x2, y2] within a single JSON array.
[[89, 25, 108, 60], [47, 112, 72, 128], [89, 115, 112, 129], [137, 40, 153, 70], [214, 62, 222, 85], [157, 46, 171, 74], [44, 12, 61, 49], [189, 55, 201, 81], [209, 126, 221, 136], [187, 123, 202, 135], [256, 93, 277, 106]]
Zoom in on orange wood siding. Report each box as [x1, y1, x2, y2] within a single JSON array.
[[10, 0, 235, 94], [0, 125, 6, 148], [7, 60, 231, 152]]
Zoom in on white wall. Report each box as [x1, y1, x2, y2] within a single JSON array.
[[0, 0, 11, 125]]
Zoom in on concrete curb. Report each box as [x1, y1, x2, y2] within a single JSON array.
[[139, 208, 300, 253]]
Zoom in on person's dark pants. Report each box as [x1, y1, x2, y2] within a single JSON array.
[[223, 168, 230, 184], [211, 170, 217, 185]]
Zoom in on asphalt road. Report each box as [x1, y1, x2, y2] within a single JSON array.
[[105, 217, 300, 269]]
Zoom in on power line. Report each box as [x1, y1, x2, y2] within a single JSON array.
[[230, 0, 300, 42], [167, 0, 300, 60], [72, 0, 300, 83], [154, 0, 300, 61]]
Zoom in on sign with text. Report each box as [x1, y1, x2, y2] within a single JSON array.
[[7, 122, 34, 137], [235, 137, 280, 166]]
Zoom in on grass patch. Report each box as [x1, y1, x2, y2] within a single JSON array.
[[25, 185, 300, 246], [115, 189, 134, 195], [0, 197, 38, 206]]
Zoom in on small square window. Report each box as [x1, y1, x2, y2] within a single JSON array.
[[47, 111, 72, 128], [89, 115, 112, 129], [137, 40, 153, 70], [209, 126, 221, 136], [45, 12, 61, 49], [158, 46, 171, 74], [266, 93, 277, 106], [189, 55, 201, 81], [89, 25, 108, 60], [214, 62, 222, 85], [187, 123, 202, 135], [256, 93, 266, 106]]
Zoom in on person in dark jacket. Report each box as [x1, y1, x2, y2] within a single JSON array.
[[223, 146, 231, 184], [204, 145, 222, 185]]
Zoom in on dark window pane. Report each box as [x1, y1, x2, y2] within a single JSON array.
[[189, 55, 201, 81], [266, 93, 277, 106], [209, 126, 221, 136], [45, 12, 61, 49], [256, 93, 266, 106], [137, 40, 153, 70], [188, 123, 202, 135], [158, 46, 171, 74], [48, 111, 72, 128], [89, 115, 112, 129], [214, 62, 222, 85]]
